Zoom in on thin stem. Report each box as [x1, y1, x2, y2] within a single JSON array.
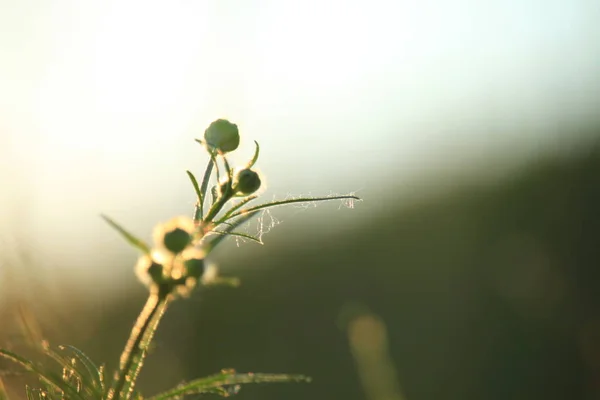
[[107, 293, 168, 400], [122, 298, 169, 400]]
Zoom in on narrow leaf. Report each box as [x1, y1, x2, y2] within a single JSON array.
[[204, 211, 260, 253], [0, 350, 85, 400], [210, 185, 218, 206], [212, 230, 263, 245], [196, 145, 217, 219], [216, 195, 258, 225], [147, 371, 311, 400], [24, 385, 36, 400], [186, 170, 202, 201], [61, 345, 103, 395], [98, 365, 106, 397], [222, 154, 233, 181], [100, 215, 150, 254], [41, 344, 90, 396], [224, 195, 361, 221], [0, 378, 10, 400], [245, 140, 260, 169]]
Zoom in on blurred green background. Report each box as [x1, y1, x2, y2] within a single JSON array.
[[2, 1, 600, 399]]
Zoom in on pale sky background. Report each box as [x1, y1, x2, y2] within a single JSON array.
[[1, 0, 599, 289]]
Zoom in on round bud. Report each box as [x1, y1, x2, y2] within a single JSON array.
[[234, 169, 261, 195], [183, 257, 205, 279], [204, 119, 240, 153], [163, 227, 192, 254], [135, 255, 165, 288], [147, 261, 164, 283]]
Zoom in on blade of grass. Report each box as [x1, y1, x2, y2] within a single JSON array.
[[0, 378, 9, 400], [195, 140, 217, 220], [0, 350, 85, 400], [61, 345, 103, 396], [211, 231, 263, 245], [101, 215, 150, 254], [221, 195, 361, 222], [24, 385, 36, 400], [186, 171, 203, 223], [215, 195, 258, 225], [186, 171, 201, 200], [204, 211, 260, 253], [245, 140, 260, 169], [147, 371, 311, 400], [41, 344, 91, 397]]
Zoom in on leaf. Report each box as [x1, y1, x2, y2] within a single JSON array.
[[186, 171, 202, 201], [221, 154, 233, 181], [245, 140, 260, 169], [204, 211, 260, 253], [60, 345, 104, 396], [41, 344, 89, 396], [0, 378, 10, 400], [98, 365, 106, 397], [223, 195, 361, 221], [196, 145, 217, 219], [146, 371, 311, 400], [216, 195, 258, 225], [0, 349, 85, 400], [24, 385, 36, 400], [101, 215, 150, 255], [210, 185, 218, 206], [211, 230, 263, 245]]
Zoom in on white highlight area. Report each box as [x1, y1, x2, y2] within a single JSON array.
[[0, 0, 598, 287]]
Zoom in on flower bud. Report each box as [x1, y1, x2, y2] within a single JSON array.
[[183, 256, 205, 279], [204, 119, 240, 153], [153, 216, 195, 255], [234, 168, 261, 195], [135, 255, 165, 288], [163, 227, 191, 254]]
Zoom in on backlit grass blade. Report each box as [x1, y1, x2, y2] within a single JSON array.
[[147, 371, 311, 400], [0, 350, 85, 400], [245, 140, 260, 169], [24, 385, 36, 400], [41, 344, 92, 397], [61, 345, 103, 396], [211, 230, 263, 245], [0, 378, 10, 400], [101, 215, 150, 255], [204, 211, 260, 253], [215, 195, 258, 225], [195, 139, 217, 220], [222, 195, 361, 222]]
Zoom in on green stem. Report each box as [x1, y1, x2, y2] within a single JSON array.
[[203, 186, 234, 223], [107, 293, 168, 400]]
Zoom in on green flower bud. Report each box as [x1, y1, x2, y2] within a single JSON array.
[[183, 257, 205, 279], [135, 254, 165, 288], [147, 261, 164, 283], [153, 216, 195, 254], [234, 168, 261, 195], [163, 227, 191, 254], [204, 119, 240, 153]]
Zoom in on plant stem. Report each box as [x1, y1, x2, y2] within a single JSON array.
[[203, 188, 233, 223], [107, 293, 168, 400]]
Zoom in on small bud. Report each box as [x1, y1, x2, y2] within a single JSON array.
[[204, 119, 240, 153], [153, 216, 195, 254], [183, 256, 205, 279], [135, 254, 165, 288], [234, 168, 261, 195], [163, 227, 191, 254]]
